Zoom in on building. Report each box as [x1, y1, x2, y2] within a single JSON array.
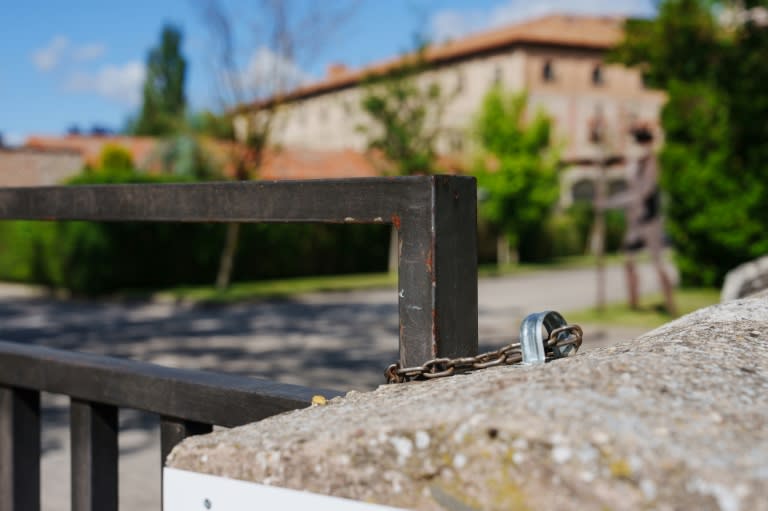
[[236, 14, 666, 204], [25, 135, 159, 169], [0, 146, 83, 187], [4, 133, 379, 185]]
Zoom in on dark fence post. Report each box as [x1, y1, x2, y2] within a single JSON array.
[[0, 386, 40, 511], [70, 399, 118, 511], [160, 417, 212, 465], [160, 417, 213, 510], [397, 176, 478, 367]]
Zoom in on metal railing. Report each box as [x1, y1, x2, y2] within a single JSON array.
[[0, 176, 479, 511], [0, 341, 340, 511]]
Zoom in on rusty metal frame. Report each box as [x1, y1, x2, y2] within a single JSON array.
[[0, 176, 478, 366]]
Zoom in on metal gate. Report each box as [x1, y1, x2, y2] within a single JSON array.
[[0, 176, 478, 511]]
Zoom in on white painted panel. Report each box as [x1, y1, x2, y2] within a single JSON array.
[[163, 468, 410, 511]]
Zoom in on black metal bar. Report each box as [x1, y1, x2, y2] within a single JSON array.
[[70, 399, 118, 511], [397, 176, 479, 366], [0, 176, 479, 366], [160, 417, 212, 466], [0, 386, 41, 511], [432, 176, 479, 359], [0, 178, 427, 223], [0, 341, 341, 427]]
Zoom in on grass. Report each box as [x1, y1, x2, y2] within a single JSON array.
[[478, 253, 629, 277], [566, 287, 721, 329], [161, 256, 623, 304], [158, 272, 397, 304]]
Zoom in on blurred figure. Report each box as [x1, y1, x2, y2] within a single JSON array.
[[599, 125, 677, 315]]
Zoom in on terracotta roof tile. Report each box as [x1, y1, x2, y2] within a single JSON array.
[[258, 148, 379, 180], [25, 135, 160, 168], [19, 137, 460, 182]]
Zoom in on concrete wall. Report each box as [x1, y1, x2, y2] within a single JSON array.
[[0, 148, 83, 187], [168, 295, 768, 510]]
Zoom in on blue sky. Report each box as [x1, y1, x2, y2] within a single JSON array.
[[0, 0, 654, 145]]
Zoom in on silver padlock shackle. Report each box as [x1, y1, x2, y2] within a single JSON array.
[[519, 310, 568, 365]]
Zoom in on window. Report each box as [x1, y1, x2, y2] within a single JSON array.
[[609, 180, 628, 196], [641, 72, 650, 89], [456, 72, 464, 93], [542, 60, 555, 82], [589, 104, 605, 143], [589, 117, 605, 144], [493, 66, 503, 85], [592, 64, 604, 86], [449, 132, 464, 153], [572, 179, 595, 202]]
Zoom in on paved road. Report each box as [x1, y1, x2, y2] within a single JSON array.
[[0, 261, 672, 510]]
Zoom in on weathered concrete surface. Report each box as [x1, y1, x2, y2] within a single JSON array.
[[168, 295, 768, 511], [0, 263, 659, 511]]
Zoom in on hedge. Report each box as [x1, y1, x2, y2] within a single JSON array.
[[0, 169, 389, 294]]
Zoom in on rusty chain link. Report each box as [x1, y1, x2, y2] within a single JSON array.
[[385, 324, 583, 384]]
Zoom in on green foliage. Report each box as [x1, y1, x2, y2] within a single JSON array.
[[98, 144, 134, 171], [472, 87, 560, 258], [514, 204, 625, 262], [609, 0, 720, 87], [358, 53, 451, 175], [0, 168, 389, 295], [188, 110, 235, 140], [152, 134, 223, 180], [612, 0, 768, 285], [135, 25, 187, 136]]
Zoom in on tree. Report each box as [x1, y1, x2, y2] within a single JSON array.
[[611, 0, 768, 286], [357, 49, 456, 271], [135, 25, 187, 136], [472, 88, 560, 263], [150, 134, 223, 181], [199, 0, 357, 289], [357, 50, 453, 175], [99, 144, 134, 171]]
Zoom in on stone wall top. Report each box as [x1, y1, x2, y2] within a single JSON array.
[[167, 296, 768, 511]]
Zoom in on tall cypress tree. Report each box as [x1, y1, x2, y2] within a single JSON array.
[[135, 25, 187, 136]]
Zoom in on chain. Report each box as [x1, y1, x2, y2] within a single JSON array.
[[385, 324, 583, 384]]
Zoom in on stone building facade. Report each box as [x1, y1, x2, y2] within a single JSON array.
[[236, 15, 666, 204]]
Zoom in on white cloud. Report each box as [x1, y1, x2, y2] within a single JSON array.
[[32, 36, 70, 71], [241, 47, 314, 97], [431, 10, 489, 42], [66, 61, 146, 106], [32, 36, 107, 71], [429, 0, 655, 42], [73, 43, 107, 62]]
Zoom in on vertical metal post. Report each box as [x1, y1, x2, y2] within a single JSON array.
[[397, 176, 478, 367], [160, 417, 212, 466], [70, 399, 118, 511], [0, 386, 41, 511], [160, 417, 212, 511]]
